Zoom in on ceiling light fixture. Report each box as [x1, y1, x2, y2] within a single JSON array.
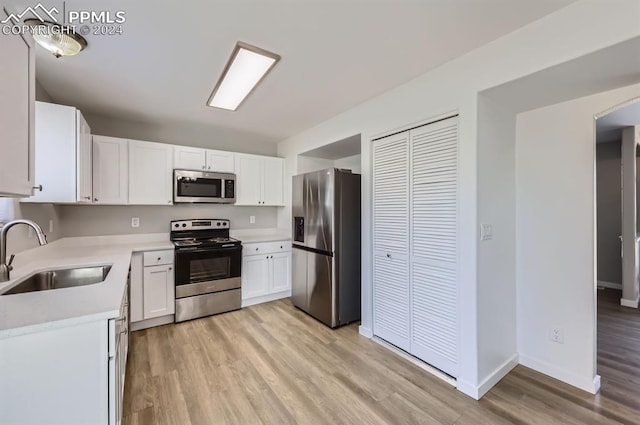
[[207, 41, 280, 111], [24, 19, 87, 58]]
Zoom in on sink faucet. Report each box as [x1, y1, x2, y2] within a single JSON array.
[[0, 219, 48, 282]]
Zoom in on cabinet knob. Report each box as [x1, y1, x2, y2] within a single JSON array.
[[157, 257, 161, 261], [169, 267, 172, 271], [83, 196, 91, 200], [280, 245, 283, 249], [386, 253, 392, 259], [33, 185, 43, 192], [255, 248, 259, 251], [208, 166, 211, 170], [168, 200, 171, 204], [94, 198, 98, 202]]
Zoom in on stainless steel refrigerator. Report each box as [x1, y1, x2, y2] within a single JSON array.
[[291, 168, 361, 328]]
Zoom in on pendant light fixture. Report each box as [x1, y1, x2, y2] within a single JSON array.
[[24, 19, 87, 58]]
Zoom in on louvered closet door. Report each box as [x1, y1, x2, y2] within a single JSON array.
[[372, 132, 411, 351], [410, 116, 458, 377]]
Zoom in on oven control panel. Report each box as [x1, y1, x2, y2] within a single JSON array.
[[171, 219, 229, 231]]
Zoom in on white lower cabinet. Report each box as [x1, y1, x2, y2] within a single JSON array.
[[130, 250, 175, 330], [0, 284, 129, 425], [242, 240, 291, 307]]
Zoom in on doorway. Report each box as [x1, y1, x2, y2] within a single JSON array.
[[595, 98, 640, 402]]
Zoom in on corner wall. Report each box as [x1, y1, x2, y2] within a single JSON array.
[[515, 82, 640, 393], [476, 95, 517, 392]]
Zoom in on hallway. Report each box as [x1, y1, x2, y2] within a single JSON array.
[[598, 288, 640, 410]]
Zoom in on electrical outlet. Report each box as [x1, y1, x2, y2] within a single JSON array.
[[249, 216, 256, 224], [480, 224, 493, 241], [549, 327, 564, 344], [131, 217, 140, 228]]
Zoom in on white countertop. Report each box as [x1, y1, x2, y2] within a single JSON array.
[[0, 233, 172, 339], [231, 228, 291, 243]]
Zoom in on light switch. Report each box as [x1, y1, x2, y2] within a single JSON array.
[[480, 224, 493, 241]]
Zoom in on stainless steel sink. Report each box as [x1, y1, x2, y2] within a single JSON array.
[[2, 265, 112, 295]]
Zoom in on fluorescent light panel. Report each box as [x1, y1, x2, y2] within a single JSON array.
[[208, 42, 280, 111]]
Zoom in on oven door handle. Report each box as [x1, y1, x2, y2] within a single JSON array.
[[175, 245, 241, 253]]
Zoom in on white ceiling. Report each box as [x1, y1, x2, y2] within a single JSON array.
[[13, 0, 575, 144]]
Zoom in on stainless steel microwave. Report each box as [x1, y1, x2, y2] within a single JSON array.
[[173, 169, 236, 203]]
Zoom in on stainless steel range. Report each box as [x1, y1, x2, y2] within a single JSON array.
[[171, 219, 242, 322]]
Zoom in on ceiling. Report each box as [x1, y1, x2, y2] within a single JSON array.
[[12, 0, 575, 145]]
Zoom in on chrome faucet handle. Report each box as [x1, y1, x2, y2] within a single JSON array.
[[7, 254, 14, 271]]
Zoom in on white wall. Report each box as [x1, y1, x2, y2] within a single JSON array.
[[83, 112, 277, 156], [335, 154, 362, 173], [476, 95, 517, 390], [516, 82, 640, 394], [277, 0, 640, 398], [57, 204, 276, 237]]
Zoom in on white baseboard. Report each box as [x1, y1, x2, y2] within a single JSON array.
[[241, 290, 291, 308], [455, 354, 518, 400], [372, 336, 456, 387], [519, 354, 600, 394], [597, 280, 622, 290], [358, 325, 373, 338], [130, 314, 174, 331], [620, 296, 639, 308]]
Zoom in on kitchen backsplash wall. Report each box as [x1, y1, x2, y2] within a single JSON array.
[[57, 204, 278, 237], [0, 199, 61, 254]]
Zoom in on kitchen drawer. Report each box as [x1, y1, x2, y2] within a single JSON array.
[[143, 250, 174, 266], [243, 240, 291, 256]]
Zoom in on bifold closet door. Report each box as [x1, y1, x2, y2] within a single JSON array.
[[410, 116, 458, 377], [372, 132, 411, 351]]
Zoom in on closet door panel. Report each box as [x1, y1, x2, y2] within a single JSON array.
[[372, 132, 410, 351], [410, 116, 459, 377]]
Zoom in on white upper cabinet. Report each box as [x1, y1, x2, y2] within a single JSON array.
[[235, 155, 262, 205], [23, 102, 92, 203], [0, 10, 35, 197], [76, 112, 92, 203], [174, 146, 234, 173], [234, 154, 284, 206], [93, 136, 128, 204], [206, 149, 234, 173], [129, 140, 173, 205], [262, 157, 284, 206], [174, 146, 206, 170]]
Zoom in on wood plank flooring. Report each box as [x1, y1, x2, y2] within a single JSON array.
[[123, 297, 640, 425]]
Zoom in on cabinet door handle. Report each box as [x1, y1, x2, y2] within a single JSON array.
[[33, 185, 43, 192]]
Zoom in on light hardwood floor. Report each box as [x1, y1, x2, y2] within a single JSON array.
[[123, 297, 640, 425]]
